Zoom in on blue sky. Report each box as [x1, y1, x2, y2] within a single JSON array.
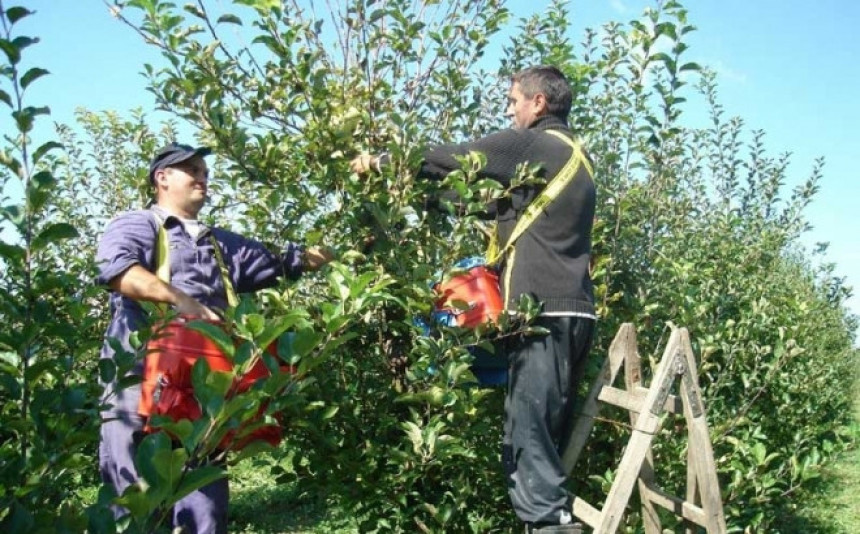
[[11, 0, 860, 329]]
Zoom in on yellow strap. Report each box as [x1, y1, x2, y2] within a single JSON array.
[[209, 234, 239, 308], [153, 214, 170, 316], [486, 130, 591, 266], [153, 213, 239, 309], [485, 226, 500, 265], [155, 223, 170, 284]]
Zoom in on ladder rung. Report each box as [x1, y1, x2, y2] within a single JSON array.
[[598, 385, 683, 414], [639, 481, 707, 526], [572, 497, 601, 528]]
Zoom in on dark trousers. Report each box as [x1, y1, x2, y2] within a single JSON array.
[[99, 412, 229, 534], [503, 316, 594, 525]]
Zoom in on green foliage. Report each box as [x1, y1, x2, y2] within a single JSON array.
[[0, 3, 105, 530], [101, 0, 859, 531]]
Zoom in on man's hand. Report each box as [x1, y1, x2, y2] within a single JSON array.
[[173, 291, 221, 321], [349, 153, 379, 174], [303, 246, 336, 271]]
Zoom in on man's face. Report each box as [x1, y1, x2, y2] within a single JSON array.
[[506, 82, 544, 129], [155, 155, 209, 217]]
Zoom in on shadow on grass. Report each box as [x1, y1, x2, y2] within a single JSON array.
[[228, 462, 357, 534]]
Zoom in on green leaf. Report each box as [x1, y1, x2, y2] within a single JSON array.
[[0, 349, 19, 366], [0, 39, 20, 65], [20, 67, 49, 89], [6, 7, 33, 25], [159, 418, 194, 443], [291, 327, 324, 358], [191, 357, 233, 408], [680, 62, 702, 72], [217, 14, 243, 25], [27, 170, 56, 213], [171, 465, 226, 505], [186, 320, 235, 358], [349, 271, 378, 299], [325, 314, 350, 334], [233, 340, 253, 367], [256, 315, 300, 353], [31, 140, 63, 164], [134, 432, 180, 491], [4, 502, 34, 533], [317, 331, 357, 359], [12, 105, 50, 134], [11, 35, 38, 52], [32, 222, 78, 251], [752, 442, 767, 465], [182, 4, 205, 18], [234, 0, 281, 15], [654, 22, 678, 40], [274, 332, 295, 363], [1, 203, 24, 225], [241, 313, 266, 337], [0, 149, 22, 176], [369, 8, 387, 23], [327, 269, 351, 301], [127, 0, 157, 11], [24, 357, 57, 382], [0, 88, 11, 108], [98, 358, 117, 384]]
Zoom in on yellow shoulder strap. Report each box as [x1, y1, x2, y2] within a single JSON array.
[[152, 212, 239, 309], [485, 130, 591, 265], [209, 233, 239, 308]]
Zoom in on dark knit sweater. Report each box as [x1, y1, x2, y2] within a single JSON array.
[[418, 115, 595, 316]]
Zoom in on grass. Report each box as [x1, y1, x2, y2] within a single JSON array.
[[228, 455, 358, 534], [778, 360, 860, 533], [806, 443, 860, 531], [798, 403, 860, 530]]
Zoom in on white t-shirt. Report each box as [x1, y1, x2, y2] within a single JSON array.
[[180, 217, 204, 240]]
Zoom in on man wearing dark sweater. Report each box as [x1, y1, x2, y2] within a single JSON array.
[[351, 66, 595, 533]]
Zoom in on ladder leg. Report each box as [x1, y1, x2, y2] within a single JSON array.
[[563, 324, 634, 473], [595, 332, 682, 533], [679, 329, 727, 534], [622, 330, 661, 534]]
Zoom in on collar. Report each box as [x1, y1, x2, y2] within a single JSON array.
[[149, 205, 210, 237], [527, 114, 569, 132], [150, 205, 178, 224]]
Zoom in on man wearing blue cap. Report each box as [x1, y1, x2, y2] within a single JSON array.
[[95, 142, 333, 533]]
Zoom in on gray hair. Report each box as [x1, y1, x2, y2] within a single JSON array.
[[511, 65, 572, 121]]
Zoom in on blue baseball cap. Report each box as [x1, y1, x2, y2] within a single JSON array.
[[149, 142, 212, 184]]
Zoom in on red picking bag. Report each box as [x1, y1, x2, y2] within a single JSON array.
[[139, 317, 295, 450], [434, 262, 504, 328]]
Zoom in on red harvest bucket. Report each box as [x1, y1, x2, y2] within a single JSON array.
[[434, 263, 504, 328], [139, 318, 296, 450]]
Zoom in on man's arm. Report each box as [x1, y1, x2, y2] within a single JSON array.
[[217, 232, 335, 294], [108, 265, 220, 320], [349, 129, 531, 186], [96, 211, 219, 319]]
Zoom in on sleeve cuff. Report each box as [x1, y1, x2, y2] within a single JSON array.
[[376, 153, 390, 172], [284, 242, 305, 279]]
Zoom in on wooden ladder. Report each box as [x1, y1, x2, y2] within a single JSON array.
[[562, 323, 727, 533]]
